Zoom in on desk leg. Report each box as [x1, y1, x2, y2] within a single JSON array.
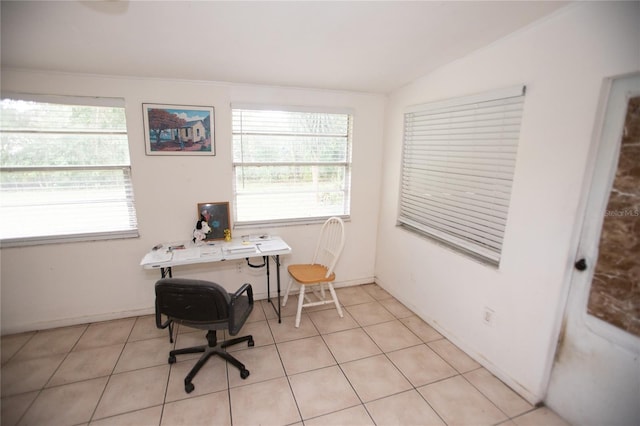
[[264, 255, 282, 323], [275, 254, 282, 323], [161, 267, 172, 278], [265, 255, 270, 305]]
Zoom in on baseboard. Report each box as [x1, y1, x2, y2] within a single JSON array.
[[251, 276, 375, 300], [373, 276, 542, 405], [2, 276, 376, 335], [1, 307, 156, 335]]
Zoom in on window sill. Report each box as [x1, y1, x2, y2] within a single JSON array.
[[234, 215, 350, 229], [1, 230, 139, 248]]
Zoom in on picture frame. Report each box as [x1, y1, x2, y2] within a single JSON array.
[[197, 202, 230, 240], [143, 103, 215, 156]]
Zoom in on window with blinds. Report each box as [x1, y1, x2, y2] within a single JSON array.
[[399, 85, 525, 265], [232, 106, 352, 225], [0, 94, 138, 246]]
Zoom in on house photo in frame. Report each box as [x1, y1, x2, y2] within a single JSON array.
[[143, 103, 215, 155], [197, 202, 230, 240]]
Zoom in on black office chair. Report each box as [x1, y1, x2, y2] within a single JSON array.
[[155, 278, 255, 393]]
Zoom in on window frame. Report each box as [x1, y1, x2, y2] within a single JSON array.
[[231, 104, 353, 227], [398, 85, 526, 265], [0, 93, 139, 247]]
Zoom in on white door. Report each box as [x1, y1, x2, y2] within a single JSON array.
[[545, 73, 640, 426]]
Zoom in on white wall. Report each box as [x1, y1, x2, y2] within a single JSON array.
[[0, 70, 385, 334], [375, 1, 639, 404]]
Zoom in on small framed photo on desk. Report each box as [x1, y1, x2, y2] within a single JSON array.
[[197, 202, 230, 240]]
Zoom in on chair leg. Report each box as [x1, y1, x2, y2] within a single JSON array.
[[170, 331, 253, 393], [328, 283, 344, 318], [295, 285, 306, 328], [220, 334, 254, 350], [183, 350, 214, 390], [169, 345, 206, 360], [215, 349, 248, 376], [282, 277, 295, 307]]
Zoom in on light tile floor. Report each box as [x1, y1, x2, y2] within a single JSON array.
[[1, 283, 571, 426]]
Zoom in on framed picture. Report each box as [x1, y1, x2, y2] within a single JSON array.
[[143, 103, 215, 155], [197, 202, 230, 240]]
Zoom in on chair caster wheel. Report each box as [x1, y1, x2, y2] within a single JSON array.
[[185, 382, 195, 393], [168, 355, 176, 364], [240, 369, 250, 379], [248, 338, 255, 347]]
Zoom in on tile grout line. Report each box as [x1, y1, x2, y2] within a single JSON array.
[[228, 298, 269, 426], [275, 310, 318, 425], [311, 313, 373, 424], [353, 300, 451, 426], [87, 318, 138, 425], [1, 285, 568, 426], [157, 319, 179, 426], [307, 294, 415, 425], [13, 324, 92, 426], [459, 367, 520, 423], [7, 329, 46, 426]]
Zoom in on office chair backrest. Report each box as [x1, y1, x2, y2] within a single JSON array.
[[311, 216, 345, 279], [155, 278, 231, 326]]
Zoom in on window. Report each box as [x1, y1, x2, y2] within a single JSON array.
[[0, 94, 138, 246], [398, 85, 526, 265], [232, 105, 352, 225]]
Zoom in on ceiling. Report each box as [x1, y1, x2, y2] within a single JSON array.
[[0, 1, 569, 94]]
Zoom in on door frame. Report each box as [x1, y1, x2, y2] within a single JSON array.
[[545, 72, 640, 426], [569, 71, 640, 355]]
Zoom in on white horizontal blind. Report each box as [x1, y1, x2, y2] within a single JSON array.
[[0, 95, 138, 246], [399, 86, 525, 264], [232, 107, 352, 225]]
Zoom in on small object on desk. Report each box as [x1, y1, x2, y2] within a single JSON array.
[[224, 228, 231, 242], [152, 244, 163, 251], [243, 234, 270, 242], [193, 215, 211, 245], [169, 244, 185, 251]]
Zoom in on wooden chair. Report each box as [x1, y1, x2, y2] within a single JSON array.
[[282, 217, 345, 327]]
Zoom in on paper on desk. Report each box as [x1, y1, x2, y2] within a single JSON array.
[[171, 247, 201, 261], [226, 243, 257, 254], [140, 250, 172, 266], [200, 245, 221, 256], [256, 239, 290, 252]]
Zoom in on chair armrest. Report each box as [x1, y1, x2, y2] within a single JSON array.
[[156, 315, 172, 330], [155, 299, 172, 330], [155, 298, 175, 342], [229, 283, 253, 334], [231, 283, 254, 305]]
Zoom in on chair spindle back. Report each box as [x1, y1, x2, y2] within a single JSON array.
[[311, 217, 345, 279]]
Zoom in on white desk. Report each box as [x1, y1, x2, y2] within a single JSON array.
[[141, 236, 291, 322]]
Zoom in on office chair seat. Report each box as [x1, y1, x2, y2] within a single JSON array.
[[155, 278, 255, 393]]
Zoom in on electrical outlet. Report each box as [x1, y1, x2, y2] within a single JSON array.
[[482, 307, 495, 327], [236, 261, 243, 273]]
